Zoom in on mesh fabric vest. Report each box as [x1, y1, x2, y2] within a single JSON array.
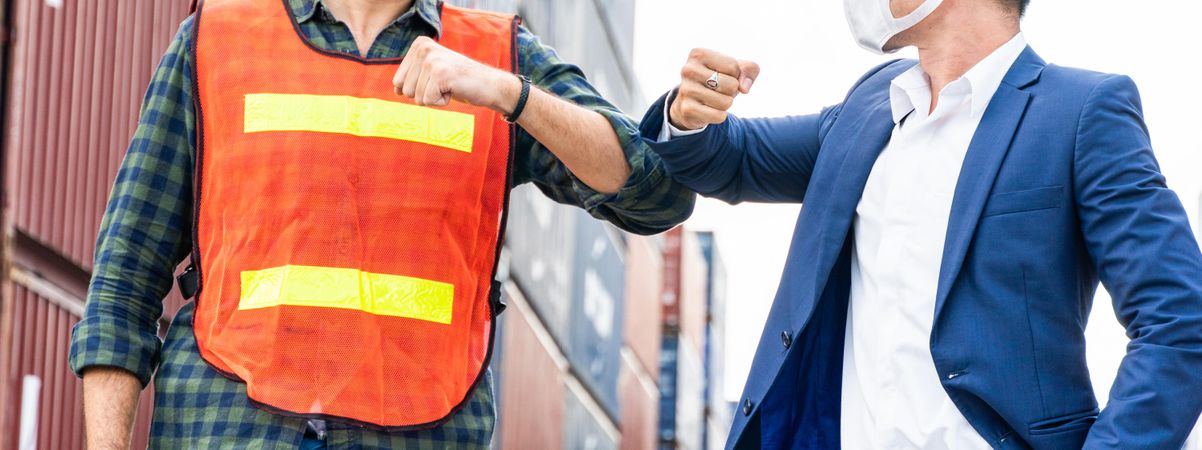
[[190, 0, 515, 429]]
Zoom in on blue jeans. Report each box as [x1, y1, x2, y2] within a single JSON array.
[[300, 437, 326, 450]]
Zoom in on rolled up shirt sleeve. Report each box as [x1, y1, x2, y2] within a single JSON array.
[[68, 18, 196, 387], [511, 26, 695, 235]]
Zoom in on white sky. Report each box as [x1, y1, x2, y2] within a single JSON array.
[[631, 0, 1202, 421]]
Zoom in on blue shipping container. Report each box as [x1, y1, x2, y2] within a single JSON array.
[[564, 385, 619, 450], [565, 210, 626, 420]]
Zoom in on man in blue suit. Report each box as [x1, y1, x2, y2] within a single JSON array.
[[642, 0, 1202, 448]]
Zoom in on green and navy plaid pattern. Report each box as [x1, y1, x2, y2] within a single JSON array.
[[68, 0, 694, 447]]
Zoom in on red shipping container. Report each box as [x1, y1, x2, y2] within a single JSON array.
[[3, 0, 192, 270], [618, 354, 658, 450], [2, 1, 194, 447], [496, 284, 566, 450], [0, 286, 156, 450], [623, 234, 663, 382]]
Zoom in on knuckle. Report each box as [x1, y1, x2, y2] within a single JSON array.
[[678, 82, 695, 96], [688, 47, 709, 61], [680, 101, 697, 117], [432, 64, 451, 78]]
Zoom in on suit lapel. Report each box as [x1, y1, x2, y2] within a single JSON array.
[[811, 96, 896, 288], [932, 48, 1045, 325]]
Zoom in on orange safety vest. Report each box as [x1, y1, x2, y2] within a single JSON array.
[[188, 0, 515, 429]]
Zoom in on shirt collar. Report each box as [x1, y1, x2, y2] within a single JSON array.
[[294, 0, 443, 36], [889, 32, 1028, 123]]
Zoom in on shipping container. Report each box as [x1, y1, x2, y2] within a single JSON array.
[[657, 333, 679, 448], [1, 1, 196, 447], [673, 341, 705, 450], [565, 381, 621, 450], [508, 0, 644, 112], [696, 232, 732, 450], [0, 286, 156, 450], [3, 0, 192, 270], [624, 234, 663, 383], [678, 232, 709, 360], [618, 351, 658, 450], [503, 183, 577, 344], [658, 229, 716, 450], [495, 282, 567, 450], [565, 210, 625, 419], [657, 229, 682, 449]]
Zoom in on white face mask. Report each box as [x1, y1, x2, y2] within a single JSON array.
[[844, 0, 945, 55]]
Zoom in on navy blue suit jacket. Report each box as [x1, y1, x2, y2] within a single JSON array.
[[640, 48, 1202, 449]]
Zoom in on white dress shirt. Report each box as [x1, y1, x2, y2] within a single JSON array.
[[841, 33, 1027, 450]]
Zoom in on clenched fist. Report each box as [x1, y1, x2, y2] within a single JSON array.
[[393, 36, 519, 113], [668, 48, 760, 131]]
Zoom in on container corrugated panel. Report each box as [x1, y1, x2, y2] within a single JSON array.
[[0, 285, 156, 450], [679, 231, 710, 360], [673, 341, 705, 450], [487, 302, 508, 417], [4, 0, 191, 317], [504, 184, 576, 343], [564, 383, 619, 450], [618, 355, 657, 450], [4, 0, 192, 270], [496, 284, 565, 450], [513, 0, 641, 111], [657, 230, 682, 446], [564, 210, 624, 419], [706, 420, 728, 450], [696, 232, 731, 450], [656, 334, 677, 446], [623, 235, 662, 382]]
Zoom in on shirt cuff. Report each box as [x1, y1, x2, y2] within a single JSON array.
[[69, 305, 163, 387], [656, 88, 707, 142]]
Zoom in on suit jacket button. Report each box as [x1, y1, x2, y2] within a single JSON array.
[[743, 398, 753, 416], [781, 331, 792, 349]]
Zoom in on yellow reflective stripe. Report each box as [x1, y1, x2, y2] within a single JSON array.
[[243, 93, 475, 153], [239, 265, 454, 325]]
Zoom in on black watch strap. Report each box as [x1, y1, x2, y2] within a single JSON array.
[[506, 75, 531, 123]]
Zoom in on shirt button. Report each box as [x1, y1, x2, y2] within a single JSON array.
[[780, 331, 792, 349], [742, 398, 753, 416]]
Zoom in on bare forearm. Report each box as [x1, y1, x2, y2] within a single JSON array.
[[504, 79, 631, 194], [82, 367, 141, 450]]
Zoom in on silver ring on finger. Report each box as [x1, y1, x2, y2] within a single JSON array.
[[705, 71, 720, 90]]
